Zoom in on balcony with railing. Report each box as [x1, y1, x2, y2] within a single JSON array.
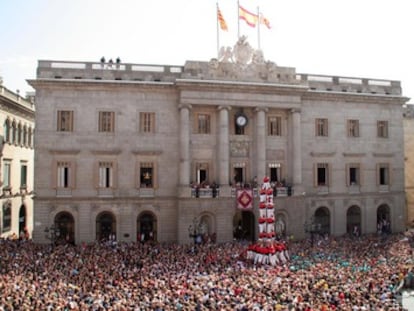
[[187, 181, 293, 199], [231, 185, 292, 198]]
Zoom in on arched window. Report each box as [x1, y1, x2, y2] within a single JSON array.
[[4, 118, 10, 143], [23, 125, 27, 146], [28, 127, 33, 148], [11, 120, 17, 144], [17, 122, 22, 145]]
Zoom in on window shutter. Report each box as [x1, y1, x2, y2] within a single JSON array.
[[151, 113, 155, 133], [388, 163, 392, 186], [111, 112, 115, 132], [327, 163, 331, 187], [153, 162, 158, 189], [52, 160, 57, 189], [135, 160, 140, 189], [112, 161, 118, 188], [345, 164, 350, 186], [71, 161, 77, 189], [94, 161, 99, 188], [313, 163, 318, 187], [280, 164, 284, 182]]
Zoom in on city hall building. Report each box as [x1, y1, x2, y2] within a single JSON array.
[[29, 39, 409, 244]]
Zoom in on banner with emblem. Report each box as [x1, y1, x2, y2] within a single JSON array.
[[236, 189, 253, 210]]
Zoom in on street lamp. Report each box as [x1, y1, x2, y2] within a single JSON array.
[[304, 216, 321, 247], [188, 217, 202, 244], [44, 224, 60, 248]]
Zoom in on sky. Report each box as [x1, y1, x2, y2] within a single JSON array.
[[0, 0, 412, 103]]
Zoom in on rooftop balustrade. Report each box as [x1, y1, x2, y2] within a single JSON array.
[[36, 60, 402, 96]]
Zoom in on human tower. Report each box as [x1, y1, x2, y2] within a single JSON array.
[[246, 176, 289, 265]]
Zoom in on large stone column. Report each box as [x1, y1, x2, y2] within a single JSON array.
[[255, 107, 268, 179], [178, 104, 192, 189], [218, 106, 231, 188], [291, 109, 302, 190]]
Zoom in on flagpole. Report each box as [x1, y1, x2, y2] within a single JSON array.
[[216, 2, 220, 58], [257, 6, 261, 50], [237, 0, 240, 39]]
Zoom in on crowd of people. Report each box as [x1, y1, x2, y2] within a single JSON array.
[[1, 232, 413, 310]]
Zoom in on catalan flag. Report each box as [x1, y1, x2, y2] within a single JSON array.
[[217, 6, 228, 31], [239, 5, 258, 28], [260, 13, 271, 29]]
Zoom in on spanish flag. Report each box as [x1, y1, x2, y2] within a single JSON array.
[[239, 5, 258, 28], [217, 6, 228, 31], [260, 13, 271, 29]]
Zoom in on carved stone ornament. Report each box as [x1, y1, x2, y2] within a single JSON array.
[[232, 35, 254, 65], [230, 141, 249, 157]]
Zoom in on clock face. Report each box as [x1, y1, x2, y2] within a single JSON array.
[[236, 115, 247, 127]]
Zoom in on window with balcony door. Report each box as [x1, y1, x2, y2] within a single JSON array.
[[57, 110, 74, 132], [347, 119, 359, 137], [140, 112, 155, 133], [315, 118, 328, 137], [99, 111, 115, 132]]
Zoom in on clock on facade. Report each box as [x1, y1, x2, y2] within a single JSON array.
[[236, 115, 248, 127]]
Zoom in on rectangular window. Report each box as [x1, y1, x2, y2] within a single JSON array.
[[197, 114, 211, 134], [347, 164, 360, 186], [196, 163, 209, 184], [99, 162, 113, 188], [377, 120, 388, 138], [378, 163, 390, 185], [57, 110, 74, 132], [3, 160, 11, 188], [140, 112, 155, 133], [268, 163, 281, 183], [57, 162, 71, 188], [20, 163, 28, 188], [347, 119, 359, 137], [268, 116, 282, 136], [2, 203, 11, 232], [233, 163, 246, 185], [140, 162, 154, 188], [316, 163, 329, 186], [99, 111, 115, 132], [315, 118, 328, 137]]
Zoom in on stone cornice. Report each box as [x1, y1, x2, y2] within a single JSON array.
[[302, 90, 408, 104], [343, 152, 366, 157], [310, 151, 336, 157], [131, 150, 163, 156], [372, 152, 394, 157], [49, 149, 81, 155], [90, 149, 122, 155]]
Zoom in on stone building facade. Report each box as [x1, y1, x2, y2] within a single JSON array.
[[0, 83, 35, 239], [404, 104, 414, 226], [29, 41, 409, 244]]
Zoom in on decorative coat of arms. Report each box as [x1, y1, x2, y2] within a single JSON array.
[[232, 35, 253, 65]]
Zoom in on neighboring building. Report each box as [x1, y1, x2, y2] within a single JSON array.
[[0, 83, 35, 239], [29, 39, 409, 245], [404, 104, 414, 227]]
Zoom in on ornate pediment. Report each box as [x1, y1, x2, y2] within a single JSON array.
[[182, 37, 298, 84]]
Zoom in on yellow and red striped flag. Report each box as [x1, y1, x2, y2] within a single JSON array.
[[217, 6, 228, 31], [260, 13, 271, 29], [239, 5, 258, 28]]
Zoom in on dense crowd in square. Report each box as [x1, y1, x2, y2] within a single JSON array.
[[0, 232, 412, 310]]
